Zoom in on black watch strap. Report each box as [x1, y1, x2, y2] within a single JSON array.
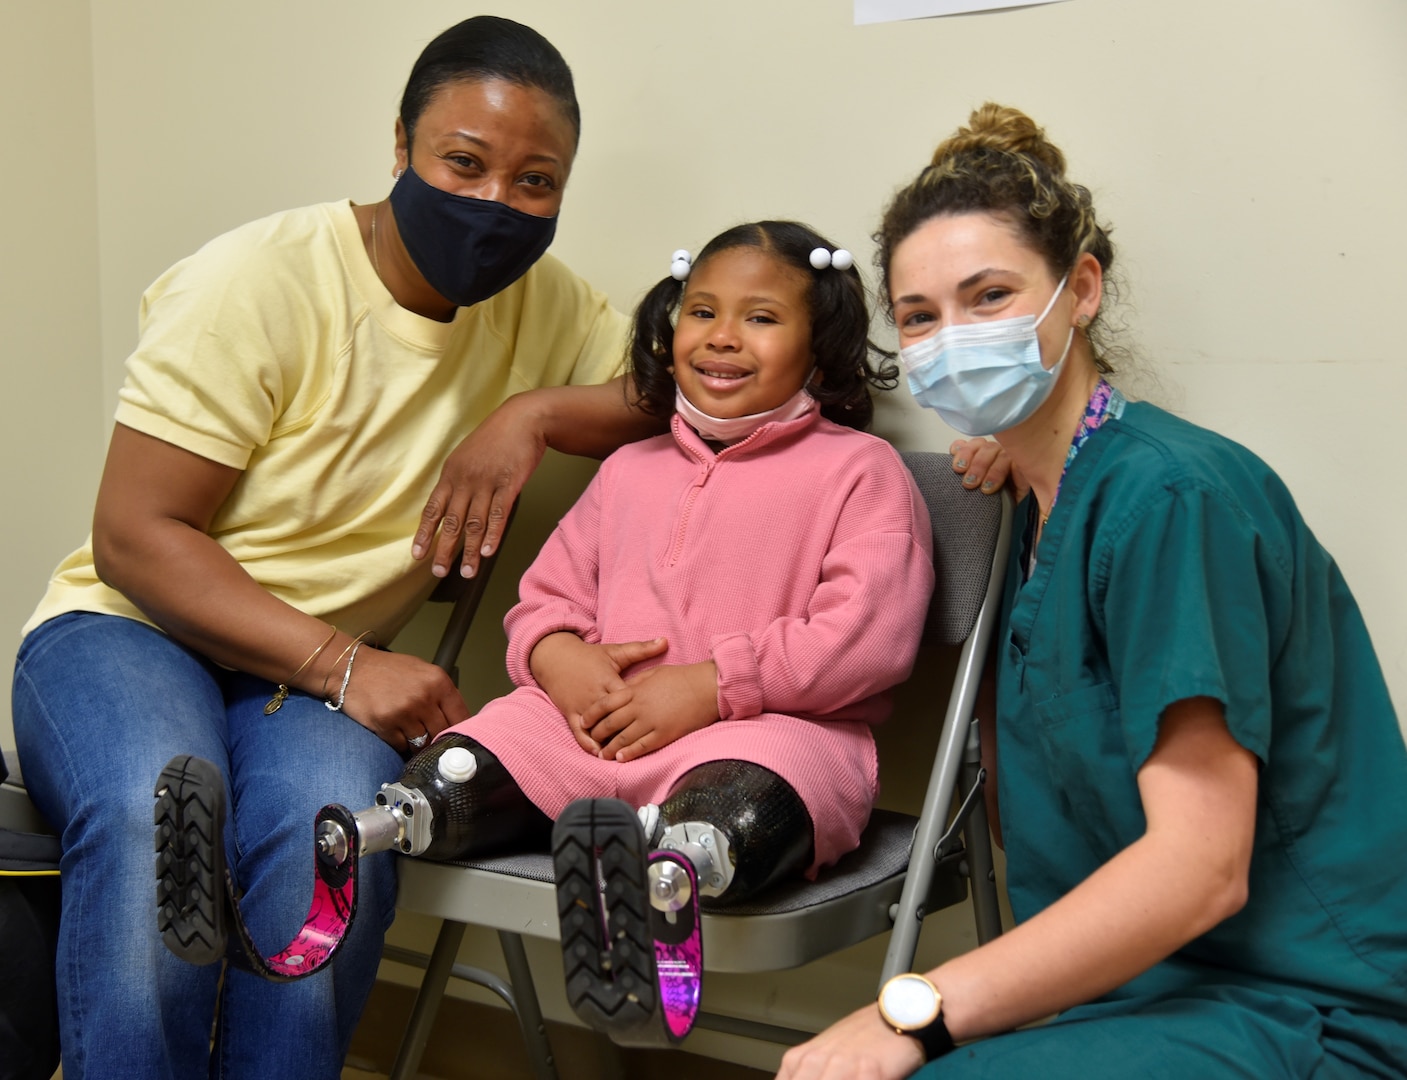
[[911, 1013, 956, 1061]]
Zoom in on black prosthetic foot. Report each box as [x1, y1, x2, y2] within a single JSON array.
[[154, 755, 227, 966], [552, 798, 702, 1047], [154, 754, 361, 981]]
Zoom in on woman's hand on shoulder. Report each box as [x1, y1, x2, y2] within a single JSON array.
[[580, 661, 719, 762], [950, 438, 1024, 500], [776, 1002, 923, 1080], [414, 393, 548, 581], [338, 648, 470, 753], [414, 378, 667, 582]]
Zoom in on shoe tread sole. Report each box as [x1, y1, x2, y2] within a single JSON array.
[[153, 754, 226, 967]]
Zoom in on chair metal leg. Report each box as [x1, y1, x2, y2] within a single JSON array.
[[958, 713, 1003, 945], [497, 930, 559, 1080], [389, 920, 465, 1080], [382, 941, 560, 1079], [960, 763, 1003, 945]]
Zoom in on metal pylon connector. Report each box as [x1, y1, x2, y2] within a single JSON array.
[[657, 820, 734, 898]]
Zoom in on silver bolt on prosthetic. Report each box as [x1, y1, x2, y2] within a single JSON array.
[[315, 818, 350, 864], [358, 781, 434, 856], [647, 859, 694, 912]]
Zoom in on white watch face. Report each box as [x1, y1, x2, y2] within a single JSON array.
[[878, 974, 940, 1031]]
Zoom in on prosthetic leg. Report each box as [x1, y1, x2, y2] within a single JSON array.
[[154, 735, 544, 980], [154, 738, 812, 1047], [551, 762, 813, 1047]]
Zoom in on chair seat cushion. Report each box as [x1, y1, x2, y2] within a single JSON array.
[[437, 807, 918, 917], [1, 751, 61, 870]]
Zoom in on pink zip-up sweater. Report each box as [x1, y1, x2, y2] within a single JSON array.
[[450, 407, 935, 872]]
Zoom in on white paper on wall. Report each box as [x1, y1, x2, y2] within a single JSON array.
[[855, 0, 1070, 25]]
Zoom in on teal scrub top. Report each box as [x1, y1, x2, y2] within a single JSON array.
[[996, 400, 1407, 1019]]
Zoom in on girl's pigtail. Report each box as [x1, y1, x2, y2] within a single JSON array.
[[628, 276, 685, 419], [807, 263, 896, 431]]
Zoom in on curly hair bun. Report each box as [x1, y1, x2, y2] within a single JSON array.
[[930, 103, 1067, 178], [876, 103, 1120, 376]]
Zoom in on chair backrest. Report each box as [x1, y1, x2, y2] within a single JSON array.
[[424, 506, 516, 685], [881, 450, 1012, 982], [901, 451, 1008, 648]]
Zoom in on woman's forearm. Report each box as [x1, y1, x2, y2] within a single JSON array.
[[931, 827, 1245, 1041], [774, 777, 1251, 1080], [95, 509, 351, 692], [527, 375, 668, 458], [93, 423, 370, 694], [932, 699, 1256, 1041], [92, 425, 338, 679], [94, 424, 468, 747]]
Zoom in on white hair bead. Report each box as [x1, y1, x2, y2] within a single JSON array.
[[809, 247, 832, 270], [671, 249, 691, 263], [670, 257, 692, 281], [831, 248, 854, 271]]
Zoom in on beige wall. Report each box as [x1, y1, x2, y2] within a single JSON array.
[[5, 0, 1404, 1067], [2, 1, 104, 748]]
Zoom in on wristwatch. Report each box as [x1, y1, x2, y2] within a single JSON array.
[[877, 973, 955, 1061]]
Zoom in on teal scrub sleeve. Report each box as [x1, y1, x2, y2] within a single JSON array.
[[1095, 484, 1289, 771]]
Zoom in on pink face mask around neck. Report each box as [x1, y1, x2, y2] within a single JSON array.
[[673, 384, 818, 444]]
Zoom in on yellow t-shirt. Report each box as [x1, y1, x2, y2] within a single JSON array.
[[25, 200, 627, 642]]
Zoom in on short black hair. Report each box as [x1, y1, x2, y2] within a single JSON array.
[[400, 17, 580, 149]]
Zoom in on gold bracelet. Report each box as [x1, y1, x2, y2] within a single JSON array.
[[264, 625, 339, 715], [320, 630, 377, 700]]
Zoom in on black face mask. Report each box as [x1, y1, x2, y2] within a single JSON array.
[[388, 164, 557, 309]]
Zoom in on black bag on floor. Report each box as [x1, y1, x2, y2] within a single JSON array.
[[1, 751, 62, 1080]]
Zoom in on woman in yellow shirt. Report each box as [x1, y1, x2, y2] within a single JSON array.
[[11, 17, 661, 1080]]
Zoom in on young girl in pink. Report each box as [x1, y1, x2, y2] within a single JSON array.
[[430, 219, 933, 895], [145, 218, 934, 1050]]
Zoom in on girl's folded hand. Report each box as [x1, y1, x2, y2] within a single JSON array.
[[581, 661, 720, 762]]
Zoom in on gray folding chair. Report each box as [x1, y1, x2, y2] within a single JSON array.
[[383, 450, 1013, 1080], [2, 749, 63, 1079], [0, 752, 59, 852]]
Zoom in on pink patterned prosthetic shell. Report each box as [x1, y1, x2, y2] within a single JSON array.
[[226, 803, 359, 981], [647, 851, 702, 1041], [262, 858, 356, 976]]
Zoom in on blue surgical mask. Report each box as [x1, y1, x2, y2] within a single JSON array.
[[899, 275, 1073, 436], [389, 164, 557, 308]]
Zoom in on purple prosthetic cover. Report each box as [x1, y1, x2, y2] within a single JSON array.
[[225, 803, 359, 981], [647, 851, 702, 1042]]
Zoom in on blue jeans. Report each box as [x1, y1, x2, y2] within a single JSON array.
[[12, 612, 405, 1080]]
